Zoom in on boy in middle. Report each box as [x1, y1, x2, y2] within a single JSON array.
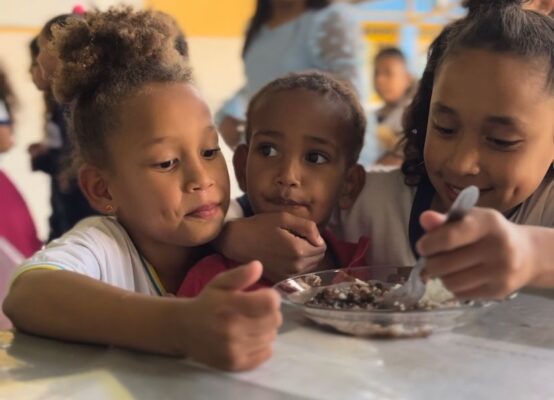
[[178, 72, 370, 296]]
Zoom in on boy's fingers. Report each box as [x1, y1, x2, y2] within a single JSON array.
[[278, 213, 325, 247], [208, 261, 263, 292], [280, 228, 327, 258]]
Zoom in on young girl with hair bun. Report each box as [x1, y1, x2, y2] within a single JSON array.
[[4, 7, 281, 372]]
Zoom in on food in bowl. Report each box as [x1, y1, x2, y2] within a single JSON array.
[[304, 274, 466, 312], [275, 267, 496, 338]]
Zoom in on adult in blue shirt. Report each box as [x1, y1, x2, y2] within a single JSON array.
[[218, 0, 378, 165]]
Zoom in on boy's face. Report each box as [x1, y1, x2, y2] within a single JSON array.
[[374, 55, 412, 105], [240, 89, 358, 227], [99, 83, 230, 250], [424, 49, 554, 214]]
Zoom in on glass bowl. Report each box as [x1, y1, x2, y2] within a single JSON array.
[[274, 266, 497, 338]]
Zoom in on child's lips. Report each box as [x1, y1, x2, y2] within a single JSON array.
[[185, 203, 222, 219], [445, 183, 491, 201], [445, 184, 462, 201], [267, 197, 307, 208]]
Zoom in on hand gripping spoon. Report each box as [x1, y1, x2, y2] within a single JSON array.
[[381, 185, 480, 309]]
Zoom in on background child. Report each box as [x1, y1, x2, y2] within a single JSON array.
[[178, 72, 369, 296], [28, 13, 96, 242], [216, 0, 368, 150], [0, 63, 15, 151], [215, 0, 554, 299], [373, 47, 414, 165], [0, 64, 41, 259], [3, 7, 281, 372]]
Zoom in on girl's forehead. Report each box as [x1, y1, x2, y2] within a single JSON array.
[[435, 50, 550, 103], [114, 83, 211, 138]]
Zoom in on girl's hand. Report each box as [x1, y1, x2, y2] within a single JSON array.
[[179, 261, 282, 371], [215, 212, 327, 284], [417, 208, 540, 300]]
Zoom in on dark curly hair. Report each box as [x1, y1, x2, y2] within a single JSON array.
[[50, 7, 192, 169], [154, 10, 189, 59], [0, 64, 17, 124], [401, 0, 554, 186], [243, 0, 331, 57], [245, 71, 366, 165], [41, 14, 74, 41]]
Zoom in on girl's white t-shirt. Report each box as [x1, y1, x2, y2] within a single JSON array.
[[333, 168, 554, 267], [14, 217, 162, 296]]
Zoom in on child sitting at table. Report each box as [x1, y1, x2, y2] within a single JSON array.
[[178, 72, 369, 297], [212, 0, 554, 300], [3, 7, 281, 372]]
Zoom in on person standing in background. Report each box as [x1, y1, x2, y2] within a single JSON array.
[[372, 47, 414, 166], [217, 0, 378, 165], [0, 65, 15, 153], [0, 64, 41, 258], [28, 14, 96, 242]]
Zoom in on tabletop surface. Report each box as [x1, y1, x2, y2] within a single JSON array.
[[0, 289, 553, 400]]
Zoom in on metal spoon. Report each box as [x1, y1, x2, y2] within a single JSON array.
[[381, 185, 480, 309]]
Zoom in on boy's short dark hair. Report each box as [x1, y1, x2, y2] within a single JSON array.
[[245, 72, 367, 165], [374, 47, 407, 64]]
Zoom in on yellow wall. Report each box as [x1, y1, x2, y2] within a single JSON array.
[[147, 0, 255, 37], [2, 0, 256, 37]]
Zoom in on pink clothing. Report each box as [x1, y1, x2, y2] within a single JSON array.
[[177, 230, 370, 298], [0, 170, 41, 257]]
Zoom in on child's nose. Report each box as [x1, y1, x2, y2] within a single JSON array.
[[184, 160, 215, 193], [445, 135, 481, 176], [275, 159, 301, 188]]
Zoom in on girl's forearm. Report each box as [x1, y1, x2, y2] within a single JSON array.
[[3, 270, 186, 356]]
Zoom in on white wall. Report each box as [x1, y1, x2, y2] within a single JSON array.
[[0, 31, 245, 240], [0, 0, 143, 26]]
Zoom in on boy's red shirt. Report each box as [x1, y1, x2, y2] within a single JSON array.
[[177, 230, 370, 297]]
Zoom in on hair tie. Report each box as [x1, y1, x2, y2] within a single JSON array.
[[72, 4, 86, 15]]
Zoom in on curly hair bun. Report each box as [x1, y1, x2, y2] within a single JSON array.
[[52, 6, 188, 104]]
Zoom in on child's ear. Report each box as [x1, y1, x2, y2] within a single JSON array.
[[338, 164, 366, 210], [233, 144, 248, 193], [79, 164, 115, 215]]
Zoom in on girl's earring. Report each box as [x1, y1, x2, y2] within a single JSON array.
[[105, 204, 114, 214]]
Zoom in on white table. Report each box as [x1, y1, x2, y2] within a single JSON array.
[[1, 289, 553, 399]]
